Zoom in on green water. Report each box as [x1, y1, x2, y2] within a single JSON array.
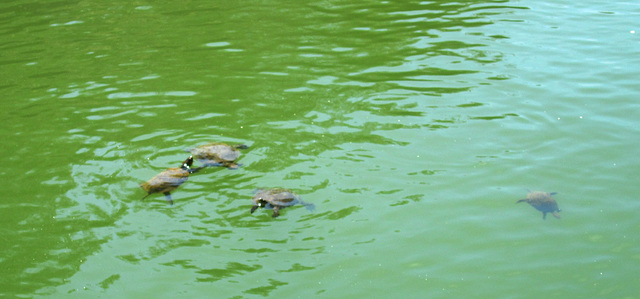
[[2, 0, 639, 297]]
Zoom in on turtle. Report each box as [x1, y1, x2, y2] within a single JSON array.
[[250, 188, 315, 218], [186, 142, 249, 169], [517, 191, 561, 219], [140, 156, 202, 205]]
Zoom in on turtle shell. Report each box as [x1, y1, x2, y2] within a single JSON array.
[[250, 188, 314, 218], [517, 191, 560, 219], [141, 168, 190, 195], [140, 156, 196, 205], [253, 188, 301, 207], [187, 143, 248, 169]]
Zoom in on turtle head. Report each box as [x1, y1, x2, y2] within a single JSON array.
[[181, 156, 194, 170], [251, 198, 268, 214], [256, 198, 268, 207]]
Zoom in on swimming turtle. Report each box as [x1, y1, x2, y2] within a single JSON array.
[[517, 191, 561, 219], [186, 142, 248, 169], [140, 156, 202, 205], [250, 188, 315, 218]]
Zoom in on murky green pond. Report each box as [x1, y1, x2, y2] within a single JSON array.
[[2, 0, 639, 297]]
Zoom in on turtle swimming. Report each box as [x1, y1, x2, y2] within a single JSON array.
[[517, 191, 561, 219], [186, 142, 249, 169], [140, 156, 201, 205], [250, 188, 315, 218]]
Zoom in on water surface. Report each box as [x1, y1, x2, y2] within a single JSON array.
[[1, 0, 639, 298]]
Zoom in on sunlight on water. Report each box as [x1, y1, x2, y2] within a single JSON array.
[[1, 0, 639, 298]]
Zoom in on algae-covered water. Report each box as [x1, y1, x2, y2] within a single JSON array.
[[2, 0, 639, 297]]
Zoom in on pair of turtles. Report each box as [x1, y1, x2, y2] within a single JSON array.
[[252, 190, 555, 219], [140, 143, 314, 218], [140, 143, 247, 205]]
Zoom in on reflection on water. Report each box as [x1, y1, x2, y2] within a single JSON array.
[[196, 262, 263, 283]]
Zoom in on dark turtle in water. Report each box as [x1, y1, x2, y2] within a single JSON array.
[[186, 142, 248, 169], [250, 188, 315, 218], [140, 156, 202, 205], [517, 191, 561, 219]]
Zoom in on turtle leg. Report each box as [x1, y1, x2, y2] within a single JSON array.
[[201, 159, 223, 167], [304, 202, 315, 211], [250, 205, 259, 214], [204, 162, 223, 167], [542, 212, 547, 220], [163, 192, 174, 205], [189, 166, 205, 174], [272, 206, 280, 218]]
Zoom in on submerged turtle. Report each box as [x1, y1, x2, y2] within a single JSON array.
[[517, 191, 561, 219], [140, 156, 201, 205], [250, 188, 315, 218], [186, 142, 248, 169]]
